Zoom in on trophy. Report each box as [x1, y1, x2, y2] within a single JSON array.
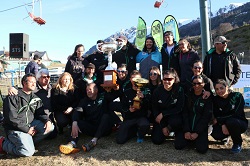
[[132, 78, 149, 110], [97, 39, 124, 92]]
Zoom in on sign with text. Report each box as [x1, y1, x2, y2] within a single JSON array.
[[233, 64, 250, 88]]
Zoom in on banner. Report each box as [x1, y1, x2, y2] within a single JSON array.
[[135, 16, 147, 51], [164, 15, 180, 42], [233, 64, 250, 88], [151, 20, 164, 50]]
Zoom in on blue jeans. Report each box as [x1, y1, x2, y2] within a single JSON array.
[[2, 119, 54, 157]]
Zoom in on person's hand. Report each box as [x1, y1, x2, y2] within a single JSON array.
[[155, 113, 163, 124], [137, 91, 144, 99], [190, 133, 198, 140], [184, 132, 191, 140], [222, 124, 229, 135], [202, 91, 211, 99], [162, 127, 169, 136], [129, 105, 137, 112], [8, 87, 18, 96], [113, 85, 119, 91], [28, 126, 37, 136], [71, 121, 81, 138], [64, 107, 73, 114], [44, 121, 53, 134]]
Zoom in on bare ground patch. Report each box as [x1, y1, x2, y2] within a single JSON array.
[[0, 108, 250, 166]]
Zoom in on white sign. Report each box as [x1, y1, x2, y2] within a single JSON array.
[[233, 64, 250, 88]]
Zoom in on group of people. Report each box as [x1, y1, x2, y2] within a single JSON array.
[[0, 32, 248, 157]]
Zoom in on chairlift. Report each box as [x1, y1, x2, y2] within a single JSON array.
[[154, 0, 164, 8], [25, 0, 46, 25]]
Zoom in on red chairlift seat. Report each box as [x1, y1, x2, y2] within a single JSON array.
[[33, 17, 46, 25], [154, 1, 162, 8], [28, 12, 46, 25]]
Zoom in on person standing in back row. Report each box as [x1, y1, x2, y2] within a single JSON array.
[[161, 31, 180, 76], [25, 54, 41, 75], [65, 44, 89, 83], [112, 35, 140, 75], [203, 36, 241, 87]]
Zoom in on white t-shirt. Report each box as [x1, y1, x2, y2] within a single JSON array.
[[166, 45, 174, 56]]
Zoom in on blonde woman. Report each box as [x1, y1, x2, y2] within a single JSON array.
[[51, 72, 79, 134]]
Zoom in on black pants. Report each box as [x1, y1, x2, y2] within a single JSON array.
[[108, 101, 123, 124], [151, 114, 182, 145], [116, 117, 149, 144], [211, 117, 248, 145], [54, 111, 72, 128], [175, 130, 208, 154], [71, 114, 114, 143]]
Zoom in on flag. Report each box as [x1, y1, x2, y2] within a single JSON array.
[[164, 15, 180, 42], [151, 20, 164, 50], [135, 16, 147, 51]]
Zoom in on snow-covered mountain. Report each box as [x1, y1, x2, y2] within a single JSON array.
[[85, 2, 249, 55]]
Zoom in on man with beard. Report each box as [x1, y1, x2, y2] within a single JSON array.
[[136, 36, 162, 79]]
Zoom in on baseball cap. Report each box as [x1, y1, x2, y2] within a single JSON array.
[[214, 36, 230, 44], [116, 35, 127, 41], [86, 63, 95, 69]]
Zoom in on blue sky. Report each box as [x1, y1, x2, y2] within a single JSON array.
[[0, 0, 248, 63]]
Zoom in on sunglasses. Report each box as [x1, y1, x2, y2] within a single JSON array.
[[41, 76, 50, 79], [117, 70, 126, 73], [192, 82, 203, 86], [150, 72, 157, 76], [221, 41, 227, 44], [193, 66, 202, 70], [163, 78, 174, 81]]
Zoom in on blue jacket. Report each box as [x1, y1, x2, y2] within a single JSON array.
[[136, 49, 162, 79]]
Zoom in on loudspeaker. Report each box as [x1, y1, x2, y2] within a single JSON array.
[[9, 33, 29, 59]]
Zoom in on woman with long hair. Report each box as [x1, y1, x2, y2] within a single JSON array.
[[51, 72, 79, 134], [178, 39, 200, 92], [211, 79, 248, 153]]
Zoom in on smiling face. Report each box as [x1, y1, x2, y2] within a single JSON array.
[[178, 39, 189, 53], [38, 74, 50, 87], [192, 61, 203, 76], [23, 76, 37, 92], [145, 39, 154, 50], [215, 83, 229, 98], [61, 75, 71, 88], [117, 67, 128, 80], [192, 77, 205, 93], [162, 73, 175, 91]]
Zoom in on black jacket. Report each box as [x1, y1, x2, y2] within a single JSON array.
[[183, 90, 212, 133], [203, 48, 241, 86], [161, 42, 180, 75], [213, 92, 248, 125], [112, 42, 140, 75], [121, 87, 151, 120], [3, 90, 49, 133], [73, 93, 107, 124], [152, 85, 184, 118], [65, 55, 89, 82]]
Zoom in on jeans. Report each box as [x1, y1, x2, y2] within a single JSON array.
[[2, 119, 54, 157]]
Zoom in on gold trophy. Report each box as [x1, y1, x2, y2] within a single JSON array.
[[97, 39, 124, 92], [132, 78, 149, 110]]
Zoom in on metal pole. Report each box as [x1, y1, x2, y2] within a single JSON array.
[[199, 0, 211, 61]]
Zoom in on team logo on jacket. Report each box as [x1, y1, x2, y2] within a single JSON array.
[[87, 104, 91, 107], [171, 99, 177, 104], [200, 103, 204, 107], [158, 100, 162, 103], [231, 105, 235, 109]]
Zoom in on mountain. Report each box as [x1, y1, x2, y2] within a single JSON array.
[[179, 2, 250, 37], [85, 2, 250, 59]]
